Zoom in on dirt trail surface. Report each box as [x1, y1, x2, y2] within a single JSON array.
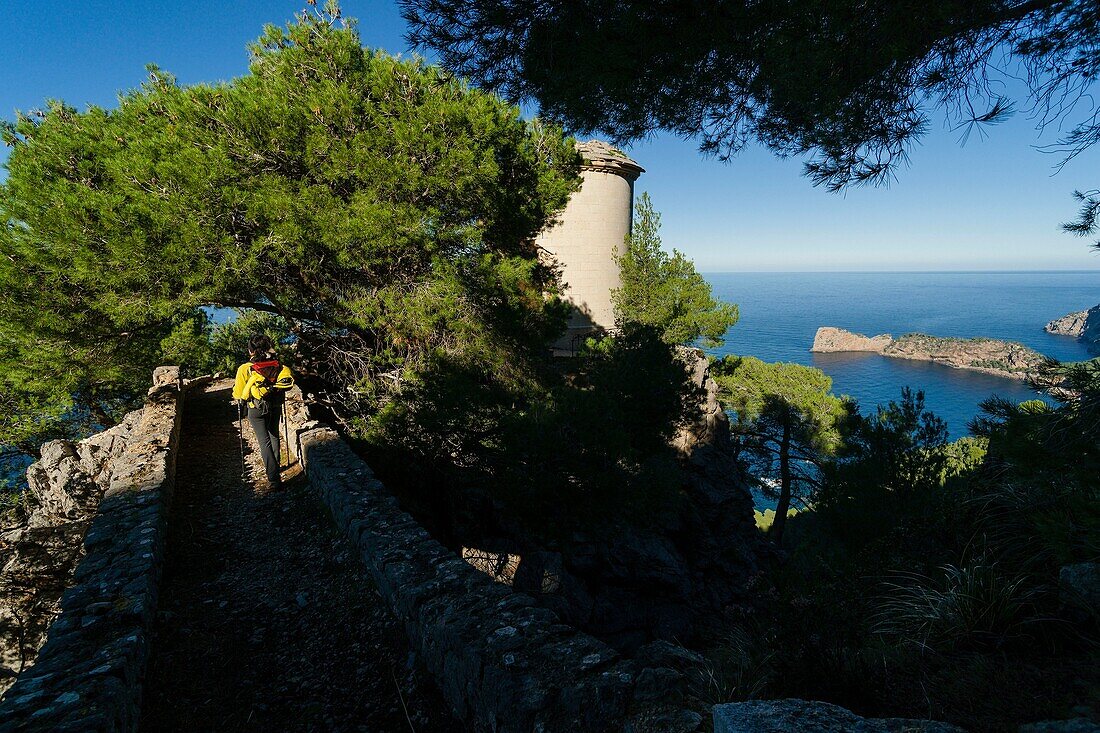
[[141, 381, 462, 732]]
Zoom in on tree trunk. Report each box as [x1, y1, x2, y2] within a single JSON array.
[[772, 416, 793, 546], [88, 401, 114, 431], [17, 444, 39, 460]]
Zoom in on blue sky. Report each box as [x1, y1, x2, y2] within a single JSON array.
[[3, 0, 1099, 271]]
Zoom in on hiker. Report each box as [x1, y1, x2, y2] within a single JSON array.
[[232, 334, 294, 487]]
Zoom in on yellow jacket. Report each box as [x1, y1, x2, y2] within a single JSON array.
[[233, 361, 294, 405]]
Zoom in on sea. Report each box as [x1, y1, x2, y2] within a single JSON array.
[[704, 271, 1099, 438]]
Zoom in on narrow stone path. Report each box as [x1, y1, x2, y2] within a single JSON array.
[[141, 381, 462, 732]]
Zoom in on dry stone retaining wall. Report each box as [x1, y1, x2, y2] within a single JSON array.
[[284, 394, 704, 733], [0, 368, 189, 732]]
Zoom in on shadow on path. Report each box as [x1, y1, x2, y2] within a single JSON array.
[[141, 381, 463, 732]]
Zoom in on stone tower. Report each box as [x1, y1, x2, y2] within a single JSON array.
[[537, 140, 644, 350]]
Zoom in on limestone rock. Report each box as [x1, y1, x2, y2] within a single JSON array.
[[150, 365, 181, 392], [1046, 310, 1091, 337], [24, 410, 141, 527], [811, 327, 893, 353], [883, 334, 1045, 380], [673, 346, 729, 454], [1019, 719, 1100, 732], [1059, 562, 1100, 614], [1, 406, 142, 697], [1, 368, 182, 726], [0, 522, 89, 695], [1045, 305, 1100, 355], [1083, 307, 1100, 354], [713, 699, 964, 732], [811, 327, 1045, 380], [24, 441, 96, 523]]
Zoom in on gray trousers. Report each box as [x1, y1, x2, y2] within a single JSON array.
[[247, 402, 282, 482]]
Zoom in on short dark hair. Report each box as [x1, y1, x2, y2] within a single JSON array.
[[248, 333, 274, 356]]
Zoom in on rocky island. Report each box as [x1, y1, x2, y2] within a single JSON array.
[[811, 327, 1046, 380], [1045, 304, 1100, 354]]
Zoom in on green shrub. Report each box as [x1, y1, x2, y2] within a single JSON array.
[[0, 479, 34, 524]]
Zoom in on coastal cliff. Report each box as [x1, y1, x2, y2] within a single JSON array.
[[811, 327, 1045, 380], [1045, 305, 1100, 354], [1046, 309, 1090, 336]]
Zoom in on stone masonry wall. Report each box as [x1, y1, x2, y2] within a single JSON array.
[[0, 368, 189, 732], [283, 393, 705, 733]]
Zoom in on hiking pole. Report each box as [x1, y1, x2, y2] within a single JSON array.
[[281, 400, 289, 470], [237, 400, 246, 478]]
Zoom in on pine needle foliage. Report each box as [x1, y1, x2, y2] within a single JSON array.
[[404, 0, 1100, 190], [612, 193, 738, 347], [0, 6, 580, 452], [713, 355, 848, 544]]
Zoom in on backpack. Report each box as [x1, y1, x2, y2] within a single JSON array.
[[250, 358, 283, 396]]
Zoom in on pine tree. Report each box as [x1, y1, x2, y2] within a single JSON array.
[[612, 193, 738, 347], [0, 7, 579, 454], [713, 355, 848, 544]]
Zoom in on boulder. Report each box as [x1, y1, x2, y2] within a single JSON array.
[[713, 700, 964, 732], [1059, 562, 1100, 614], [1019, 719, 1100, 732], [24, 441, 98, 523], [24, 409, 141, 526]]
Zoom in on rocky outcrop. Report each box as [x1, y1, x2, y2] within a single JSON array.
[[811, 327, 1046, 380], [0, 410, 143, 696], [1019, 718, 1100, 732], [713, 699, 964, 732], [502, 349, 763, 651], [1045, 305, 1100, 355], [23, 411, 143, 526], [811, 327, 893, 353], [1059, 562, 1100, 616], [0, 523, 87, 697], [1046, 310, 1091, 337], [0, 367, 188, 732], [1084, 312, 1100, 354]]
